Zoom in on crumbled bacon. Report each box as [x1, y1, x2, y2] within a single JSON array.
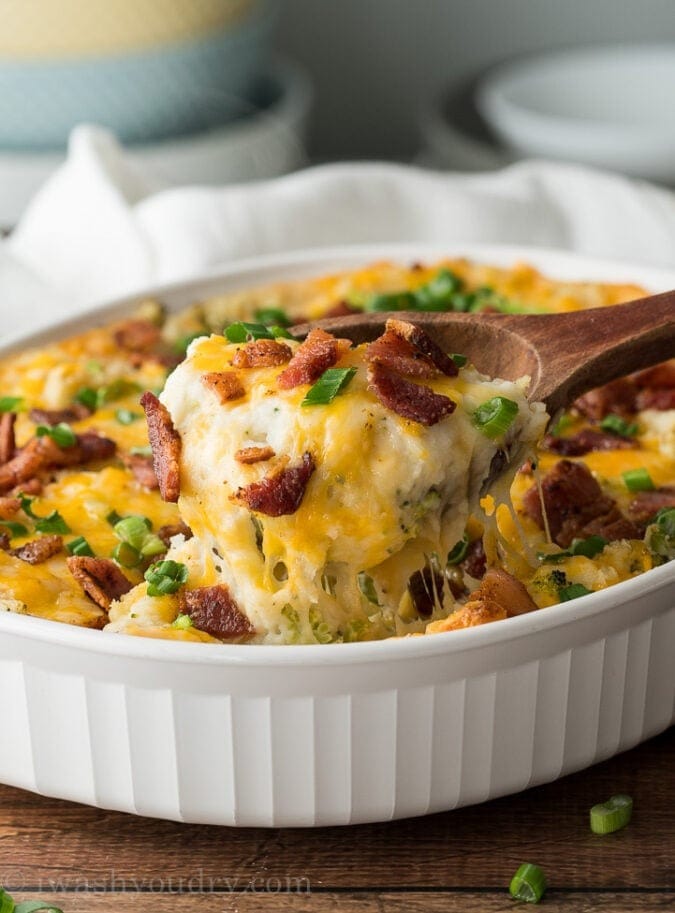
[[233, 452, 315, 517], [29, 404, 92, 425], [632, 360, 675, 390], [10, 534, 63, 565], [72, 432, 117, 464], [366, 329, 438, 379], [384, 319, 458, 377], [469, 568, 537, 617], [157, 520, 193, 548], [201, 371, 245, 403], [636, 388, 675, 411], [0, 412, 16, 464], [461, 538, 487, 580], [574, 377, 637, 420], [232, 339, 292, 369], [0, 496, 20, 519], [431, 598, 507, 632], [367, 362, 456, 426], [628, 487, 675, 525], [179, 584, 255, 641], [277, 329, 351, 389], [323, 300, 361, 318], [140, 392, 181, 502], [543, 428, 636, 457], [122, 453, 158, 490], [67, 556, 133, 610], [235, 445, 275, 464], [523, 459, 639, 547], [114, 319, 161, 353]]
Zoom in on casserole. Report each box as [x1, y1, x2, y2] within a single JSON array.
[[0, 243, 673, 826]]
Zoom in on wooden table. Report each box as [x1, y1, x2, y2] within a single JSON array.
[[2, 726, 672, 912]]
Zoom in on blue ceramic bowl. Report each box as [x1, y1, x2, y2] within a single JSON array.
[[0, 1, 277, 150]]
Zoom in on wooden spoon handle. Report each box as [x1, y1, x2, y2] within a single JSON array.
[[495, 289, 675, 414]]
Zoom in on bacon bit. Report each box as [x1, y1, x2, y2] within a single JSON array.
[[523, 459, 639, 547], [233, 452, 315, 517], [201, 371, 245, 403], [431, 598, 507, 632], [114, 318, 161, 353], [122, 453, 158, 490], [12, 477, 42, 497], [628, 487, 675, 525], [67, 556, 133, 610], [574, 378, 637, 420], [632, 360, 675, 389], [543, 428, 636, 457], [232, 339, 293, 369], [636, 388, 675, 411], [72, 432, 117, 464], [277, 328, 351, 390], [366, 329, 438, 379], [367, 362, 456, 426], [0, 438, 49, 494], [29, 404, 92, 425], [385, 319, 458, 377], [179, 584, 255, 641], [323, 300, 361, 318], [140, 392, 181, 503], [235, 445, 275, 464], [157, 521, 193, 548], [0, 412, 16, 464], [10, 534, 63, 565], [461, 538, 487, 580], [470, 568, 537, 617], [0, 497, 20, 519]]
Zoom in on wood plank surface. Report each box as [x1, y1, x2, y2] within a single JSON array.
[[0, 727, 672, 910]]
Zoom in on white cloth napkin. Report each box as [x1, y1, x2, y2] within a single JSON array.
[[3, 124, 675, 340]]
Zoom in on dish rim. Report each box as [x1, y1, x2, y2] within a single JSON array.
[[2, 240, 674, 666]]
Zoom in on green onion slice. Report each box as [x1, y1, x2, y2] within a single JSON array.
[[36, 422, 77, 448], [590, 794, 633, 834], [224, 321, 274, 343], [0, 396, 23, 413], [558, 583, 592, 602], [600, 414, 638, 438], [18, 494, 70, 534], [509, 863, 547, 904], [446, 534, 469, 565], [539, 535, 607, 562], [112, 541, 142, 568], [74, 387, 98, 411], [0, 521, 28, 538], [66, 536, 94, 557], [549, 412, 573, 436], [622, 467, 655, 492], [450, 353, 467, 368], [172, 613, 194, 630], [473, 396, 519, 439], [114, 515, 152, 550], [254, 307, 290, 328], [96, 378, 141, 406], [301, 367, 356, 407], [145, 559, 189, 596], [115, 408, 141, 425], [269, 325, 294, 339]]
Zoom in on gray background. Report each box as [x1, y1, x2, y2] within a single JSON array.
[[274, 0, 675, 160]]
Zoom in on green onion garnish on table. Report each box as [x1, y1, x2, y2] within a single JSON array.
[[0, 396, 23, 413], [301, 367, 356, 406], [36, 422, 77, 448], [600, 414, 638, 437], [0, 884, 64, 913], [622, 467, 655, 492], [145, 560, 188, 597], [473, 396, 519, 439], [509, 862, 547, 903], [590, 794, 633, 834]]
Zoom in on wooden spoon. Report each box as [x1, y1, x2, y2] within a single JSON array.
[[293, 289, 675, 415]]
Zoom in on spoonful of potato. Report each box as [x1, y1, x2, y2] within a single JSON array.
[[293, 289, 675, 416]]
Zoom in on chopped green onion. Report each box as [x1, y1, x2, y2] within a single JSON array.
[[654, 506, 675, 536], [66, 536, 94, 557], [173, 332, 207, 356], [99, 378, 141, 405], [36, 422, 77, 449], [172, 613, 194, 630], [590, 794, 633, 834], [301, 367, 356, 407], [549, 412, 573, 436], [413, 268, 463, 311], [539, 535, 607, 562], [509, 863, 547, 904], [0, 396, 23, 413], [0, 521, 28, 538], [115, 408, 141, 425], [600, 414, 638, 438], [364, 291, 416, 312], [269, 325, 294, 339], [473, 396, 519, 439], [254, 307, 290, 327], [559, 583, 592, 602], [18, 493, 37, 518], [74, 387, 98, 411], [112, 541, 141, 568], [114, 516, 152, 549], [145, 559, 188, 596], [357, 571, 380, 605], [18, 494, 70, 533], [129, 445, 153, 457], [450, 353, 467, 368], [106, 509, 123, 526], [446, 534, 469, 565], [224, 322, 274, 343], [622, 468, 655, 492]]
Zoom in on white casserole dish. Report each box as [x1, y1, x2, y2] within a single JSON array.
[[1, 243, 673, 827]]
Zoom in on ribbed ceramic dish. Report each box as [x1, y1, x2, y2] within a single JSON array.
[[1, 243, 673, 827]]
